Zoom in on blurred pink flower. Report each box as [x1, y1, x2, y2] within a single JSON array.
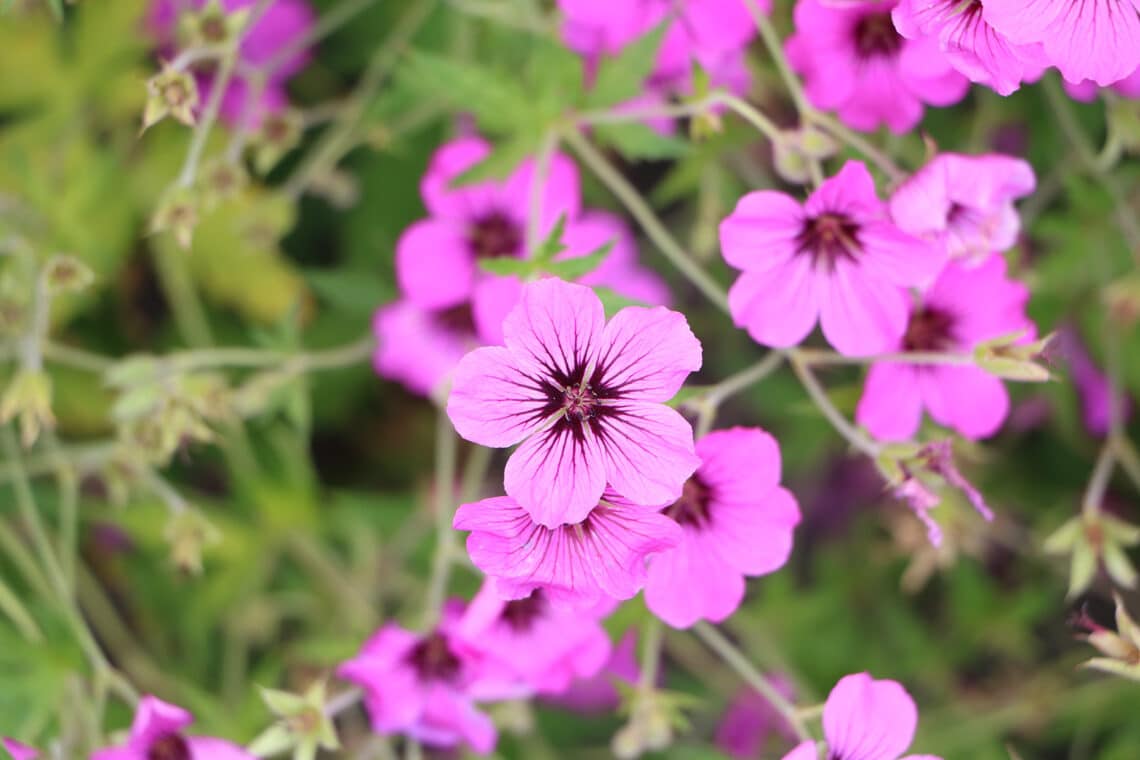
[[645, 427, 800, 628], [90, 695, 254, 760], [719, 161, 945, 356], [892, 0, 1046, 95], [455, 582, 613, 696], [546, 628, 641, 713], [856, 257, 1033, 441], [715, 679, 797, 759], [453, 492, 682, 607], [372, 300, 479, 398], [983, 0, 1140, 87], [337, 601, 499, 755], [1056, 327, 1132, 436], [446, 278, 701, 526], [786, 0, 968, 134], [1064, 65, 1140, 101], [889, 152, 1036, 265], [781, 672, 941, 760], [2, 739, 37, 760], [147, 0, 314, 126]]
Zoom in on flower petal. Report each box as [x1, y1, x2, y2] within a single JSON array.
[[188, 738, 257, 760], [447, 346, 548, 448], [728, 255, 820, 349], [420, 137, 501, 220], [919, 365, 1010, 440], [395, 219, 476, 311], [718, 190, 805, 272], [823, 672, 919, 760], [856, 363, 925, 442], [504, 424, 608, 526], [501, 278, 605, 383], [645, 533, 745, 628], [818, 262, 909, 357], [502, 151, 582, 233], [598, 402, 700, 508], [595, 305, 702, 402], [708, 486, 800, 576]]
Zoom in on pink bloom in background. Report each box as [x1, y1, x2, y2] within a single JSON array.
[[91, 695, 254, 760], [781, 673, 941, 760], [1056, 327, 1132, 436], [454, 493, 682, 607], [892, 0, 1046, 95], [715, 680, 797, 759], [380, 138, 668, 396], [147, 0, 315, 126], [337, 601, 499, 754], [558, 0, 758, 98], [983, 0, 1140, 87], [720, 161, 945, 356], [2, 739, 37, 760], [447, 277, 701, 526], [1064, 66, 1140, 101], [455, 582, 612, 696], [645, 427, 800, 628], [786, 0, 968, 134], [856, 257, 1033, 441], [889, 152, 1035, 265], [546, 628, 641, 713]]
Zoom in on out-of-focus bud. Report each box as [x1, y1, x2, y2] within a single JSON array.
[[249, 681, 340, 760], [111, 371, 230, 465], [0, 369, 54, 447], [199, 160, 248, 208], [489, 700, 535, 736], [151, 190, 200, 251], [1107, 98, 1140, 156], [308, 169, 360, 210], [253, 110, 303, 173], [773, 134, 810, 185], [164, 508, 220, 575], [611, 687, 691, 759], [1078, 595, 1140, 682], [143, 65, 199, 132], [42, 254, 94, 294], [1044, 512, 1140, 597], [974, 329, 1054, 382], [180, 0, 247, 47], [798, 125, 838, 159], [1105, 273, 1140, 327]]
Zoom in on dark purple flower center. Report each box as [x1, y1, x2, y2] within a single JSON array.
[[903, 306, 957, 352], [147, 733, 191, 760], [562, 384, 599, 422], [433, 303, 478, 336], [853, 12, 903, 58], [663, 475, 712, 528], [407, 631, 462, 682], [500, 590, 547, 632], [468, 211, 522, 260], [532, 356, 624, 443], [796, 212, 862, 270]]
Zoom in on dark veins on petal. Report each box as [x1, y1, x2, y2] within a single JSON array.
[[663, 475, 713, 529], [147, 733, 192, 760], [903, 306, 958, 352], [796, 212, 862, 270], [407, 631, 462, 682], [853, 11, 904, 59], [500, 590, 547, 632]]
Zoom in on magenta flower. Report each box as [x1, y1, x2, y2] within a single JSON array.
[[454, 493, 682, 607], [983, 0, 1140, 87], [147, 0, 314, 126], [644, 427, 800, 628], [2, 739, 37, 760], [447, 277, 701, 526], [1064, 65, 1140, 101], [786, 0, 968, 134], [1056, 327, 1133, 436], [337, 603, 498, 754], [91, 696, 254, 760], [720, 161, 945, 356], [781, 673, 941, 760], [455, 581, 613, 696], [891, 0, 1046, 95], [545, 628, 642, 713], [888, 152, 1036, 265], [372, 300, 480, 398], [856, 257, 1033, 441], [714, 680, 797, 759]]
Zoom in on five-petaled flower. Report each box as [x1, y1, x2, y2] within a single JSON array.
[[447, 277, 702, 527], [91, 695, 256, 760]]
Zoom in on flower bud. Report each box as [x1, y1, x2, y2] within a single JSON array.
[[974, 329, 1054, 382], [1044, 512, 1140, 597], [179, 0, 247, 48], [253, 110, 303, 173], [1105, 273, 1140, 327], [249, 681, 340, 760], [1078, 595, 1140, 682], [143, 65, 199, 132], [43, 255, 95, 294], [773, 134, 810, 185], [164, 508, 220, 575], [199, 159, 248, 208], [0, 369, 54, 447], [151, 190, 200, 250]]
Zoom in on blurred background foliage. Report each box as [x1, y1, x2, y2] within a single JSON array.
[[2, 0, 1140, 757]]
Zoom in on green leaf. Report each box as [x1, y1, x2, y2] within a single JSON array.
[[594, 122, 689, 160], [477, 257, 535, 277], [546, 240, 614, 280], [398, 51, 534, 136], [534, 212, 569, 263], [585, 19, 668, 109]]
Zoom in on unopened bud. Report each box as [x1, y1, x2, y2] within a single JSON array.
[[249, 682, 340, 759], [1079, 595, 1140, 682], [974, 330, 1054, 382], [43, 254, 94, 294], [180, 0, 247, 47], [199, 159, 248, 208], [1044, 512, 1140, 597], [151, 190, 200, 250], [143, 65, 199, 132], [164, 508, 220, 575], [773, 134, 810, 185], [253, 110, 303, 173]]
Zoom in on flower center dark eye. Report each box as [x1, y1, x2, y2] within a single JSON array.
[[562, 385, 599, 422], [407, 631, 462, 682], [147, 733, 191, 760], [433, 303, 477, 335], [500, 590, 546, 632], [903, 306, 957, 352], [663, 475, 712, 528], [796, 212, 862, 270], [854, 12, 903, 58], [468, 212, 522, 260]]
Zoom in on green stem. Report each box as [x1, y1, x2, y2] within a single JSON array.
[[638, 617, 664, 689], [794, 347, 976, 367], [153, 247, 214, 348], [0, 572, 44, 642], [1081, 441, 1116, 518], [422, 408, 458, 629], [788, 351, 881, 458]]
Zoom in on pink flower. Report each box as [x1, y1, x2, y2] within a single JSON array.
[[891, 0, 1046, 95], [545, 628, 641, 713], [715, 680, 797, 759], [91, 696, 254, 760], [781, 672, 941, 760], [2, 739, 37, 760], [454, 581, 613, 696], [454, 493, 682, 607], [147, 0, 315, 126], [1056, 327, 1133, 436], [983, 0, 1140, 87], [855, 257, 1032, 441], [786, 0, 968, 134], [888, 152, 1036, 265], [558, 0, 758, 98], [372, 300, 480, 398], [337, 603, 498, 754], [447, 277, 701, 526], [644, 427, 800, 628], [720, 161, 945, 356], [1064, 65, 1140, 101]]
